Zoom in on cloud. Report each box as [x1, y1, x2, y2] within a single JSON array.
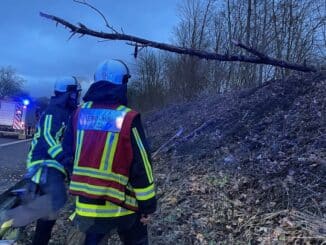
[[0, 0, 179, 97]]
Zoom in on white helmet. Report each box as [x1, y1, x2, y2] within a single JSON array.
[[54, 76, 81, 93], [94, 59, 131, 85]]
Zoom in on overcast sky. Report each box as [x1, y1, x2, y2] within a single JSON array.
[[0, 0, 179, 97]]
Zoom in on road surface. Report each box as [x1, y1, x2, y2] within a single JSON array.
[[0, 137, 31, 193]]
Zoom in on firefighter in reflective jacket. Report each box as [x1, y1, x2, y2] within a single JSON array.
[[63, 59, 156, 245], [5, 77, 81, 245]]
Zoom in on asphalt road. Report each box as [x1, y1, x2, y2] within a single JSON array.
[[0, 137, 19, 144], [0, 137, 31, 193]]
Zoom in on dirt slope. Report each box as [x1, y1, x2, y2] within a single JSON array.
[[17, 72, 326, 244], [145, 72, 326, 244]]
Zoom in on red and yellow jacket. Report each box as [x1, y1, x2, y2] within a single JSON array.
[[65, 101, 156, 218]]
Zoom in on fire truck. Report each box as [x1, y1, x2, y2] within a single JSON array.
[[0, 98, 38, 139]]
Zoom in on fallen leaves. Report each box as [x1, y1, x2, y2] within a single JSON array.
[[8, 73, 326, 244]]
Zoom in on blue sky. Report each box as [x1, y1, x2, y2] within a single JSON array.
[[0, 0, 179, 97]]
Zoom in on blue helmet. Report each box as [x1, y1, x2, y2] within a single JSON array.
[[94, 59, 131, 85]]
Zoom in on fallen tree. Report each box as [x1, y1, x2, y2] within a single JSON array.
[[40, 7, 318, 73]]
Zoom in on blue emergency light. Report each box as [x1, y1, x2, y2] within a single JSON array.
[[23, 99, 30, 106]]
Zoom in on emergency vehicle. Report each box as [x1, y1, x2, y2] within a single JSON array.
[[0, 98, 37, 139]]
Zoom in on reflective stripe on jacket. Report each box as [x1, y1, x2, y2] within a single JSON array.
[[26, 96, 72, 183], [69, 102, 156, 215]]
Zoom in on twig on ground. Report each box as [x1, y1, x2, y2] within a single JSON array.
[[152, 127, 184, 159]]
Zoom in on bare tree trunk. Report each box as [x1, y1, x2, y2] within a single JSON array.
[[244, 0, 252, 87], [246, 0, 252, 46], [227, 0, 234, 85], [259, 0, 268, 85]]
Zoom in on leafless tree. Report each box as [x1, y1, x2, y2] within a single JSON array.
[[40, 0, 325, 110], [0, 67, 25, 98], [129, 50, 166, 110], [207, 0, 325, 87]]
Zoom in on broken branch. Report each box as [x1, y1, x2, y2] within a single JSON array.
[[40, 12, 318, 73], [232, 39, 268, 60], [73, 0, 118, 33], [152, 128, 184, 159]]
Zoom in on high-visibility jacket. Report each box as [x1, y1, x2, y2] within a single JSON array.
[[26, 96, 72, 183], [68, 101, 156, 217]]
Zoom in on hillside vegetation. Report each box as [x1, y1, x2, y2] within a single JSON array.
[[145, 72, 326, 244], [18, 72, 326, 244]]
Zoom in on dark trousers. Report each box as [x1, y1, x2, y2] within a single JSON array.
[[31, 168, 67, 245], [84, 215, 148, 245], [32, 219, 56, 245]]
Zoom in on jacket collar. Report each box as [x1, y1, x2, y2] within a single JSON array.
[[83, 81, 127, 106]]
